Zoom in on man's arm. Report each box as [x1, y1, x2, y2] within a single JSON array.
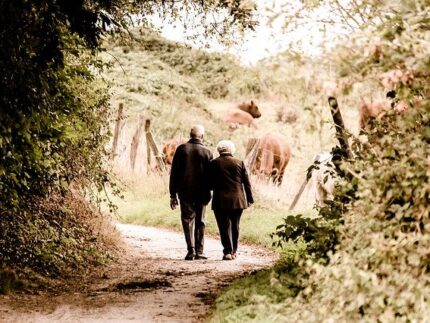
[[169, 146, 183, 199]]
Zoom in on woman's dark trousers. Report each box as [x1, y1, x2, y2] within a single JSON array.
[[214, 209, 243, 255]]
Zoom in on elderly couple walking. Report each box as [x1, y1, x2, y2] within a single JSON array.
[[169, 125, 254, 261]]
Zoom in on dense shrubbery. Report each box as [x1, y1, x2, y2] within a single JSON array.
[[0, 193, 118, 293], [0, 16, 111, 213], [210, 1, 430, 321], [212, 90, 429, 322], [271, 101, 430, 321]]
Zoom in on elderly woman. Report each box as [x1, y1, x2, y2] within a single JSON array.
[[209, 140, 254, 260]]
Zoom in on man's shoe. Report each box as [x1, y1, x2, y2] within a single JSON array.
[[195, 254, 208, 260], [222, 254, 233, 260], [185, 253, 195, 260]]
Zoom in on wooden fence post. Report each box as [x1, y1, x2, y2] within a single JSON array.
[[244, 138, 260, 173], [144, 119, 166, 173], [130, 116, 145, 172], [288, 178, 309, 211], [328, 97, 352, 159], [110, 103, 125, 161], [145, 119, 152, 173], [145, 119, 166, 173]]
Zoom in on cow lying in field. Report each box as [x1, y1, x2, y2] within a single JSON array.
[[311, 152, 337, 207], [223, 100, 261, 129], [252, 132, 291, 185]]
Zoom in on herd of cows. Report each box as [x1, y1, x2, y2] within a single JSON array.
[[160, 99, 331, 205], [162, 100, 292, 186], [158, 66, 417, 205]]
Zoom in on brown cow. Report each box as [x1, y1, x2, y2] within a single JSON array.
[[379, 68, 414, 91], [223, 100, 261, 129], [238, 100, 262, 118], [359, 98, 410, 130], [359, 99, 390, 130], [223, 109, 258, 129], [162, 137, 187, 169], [253, 133, 292, 185]]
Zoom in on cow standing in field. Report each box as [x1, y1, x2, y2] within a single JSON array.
[[223, 100, 262, 129], [253, 133, 292, 185], [359, 99, 390, 130], [359, 96, 410, 130]]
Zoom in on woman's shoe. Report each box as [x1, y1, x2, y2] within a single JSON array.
[[185, 252, 195, 260], [222, 254, 233, 260], [232, 253, 237, 259]]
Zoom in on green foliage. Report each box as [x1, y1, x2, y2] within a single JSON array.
[[271, 213, 338, 260], [210, 241, 308, 323], [0, 194, 116, 284], [0, 3, 113, 212], [267, 102, 430, 321]]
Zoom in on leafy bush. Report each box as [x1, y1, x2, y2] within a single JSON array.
[[0, 2, 117, 213], [271, 213, 338, 260], [209, 241, 308, 323], [0, 193, 118, 292]]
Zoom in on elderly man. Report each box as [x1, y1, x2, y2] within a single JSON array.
[[169, 125, 213, 260], [209, 140, 254, 260]]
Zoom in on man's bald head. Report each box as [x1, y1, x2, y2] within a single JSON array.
[[190, 125, 205, 139]]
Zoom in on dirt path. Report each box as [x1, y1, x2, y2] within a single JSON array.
[[0, 223, 277, 322]]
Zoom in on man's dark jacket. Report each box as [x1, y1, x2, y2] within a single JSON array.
[[169, 138, 213, 204], [209, 153, 254, 211]]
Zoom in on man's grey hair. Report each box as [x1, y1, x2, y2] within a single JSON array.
[[216, 140, 236, 155], [190, 125, 205, 138]]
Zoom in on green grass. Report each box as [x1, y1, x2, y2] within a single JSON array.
[[208, 240, 308, 322]]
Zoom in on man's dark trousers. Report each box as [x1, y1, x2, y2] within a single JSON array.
[[180, 200, 206, 255], [214, 209, 243, 255]]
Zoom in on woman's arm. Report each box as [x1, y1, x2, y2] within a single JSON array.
[[241, 161, 254, 205]]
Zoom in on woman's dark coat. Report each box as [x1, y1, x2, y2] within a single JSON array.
[[209, 153, 254, 210]]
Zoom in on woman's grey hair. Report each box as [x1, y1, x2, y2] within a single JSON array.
[[190, 125, 205, 138], [216, 140, 236, 155]]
